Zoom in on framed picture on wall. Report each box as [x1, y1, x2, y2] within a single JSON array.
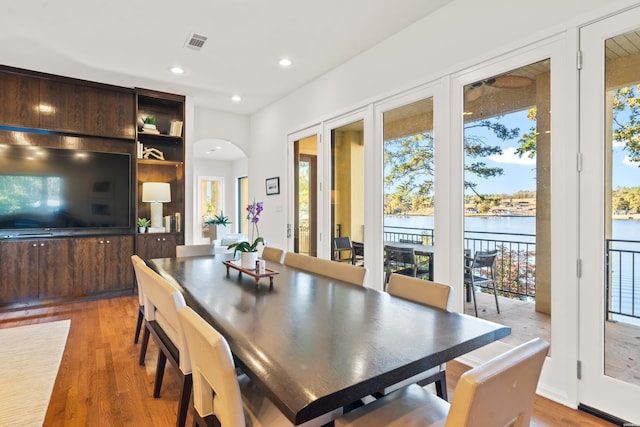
[[266, 177, 280, 195]]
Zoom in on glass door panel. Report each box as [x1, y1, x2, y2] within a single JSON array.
[[383, 98, 434, 284], [331, 120, 364, 262], [462, 60, 551, 350], [579, 10, 640, 421], [293, 136, 318, 256]]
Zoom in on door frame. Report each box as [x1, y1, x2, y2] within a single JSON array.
[[578, 7, 640, 422]]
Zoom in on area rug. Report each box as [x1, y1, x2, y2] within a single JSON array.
[[0, 320, 70, 426]]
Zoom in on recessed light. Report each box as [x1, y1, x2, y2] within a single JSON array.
[[169, 66, 184, 74], [231, 95, 242, 102], [278, 58, 292, 67]]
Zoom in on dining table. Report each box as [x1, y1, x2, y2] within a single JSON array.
[[148, 254, 510, 425]]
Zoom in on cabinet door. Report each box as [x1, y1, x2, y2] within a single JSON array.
[[0, 72, 40, 128], [40, 80, 134, 138], [103, 236, 134, 292], [136, 233, 178, 260], [39, 239, 74, 298], [0, 240, 39, 304], [73, 237, 105, 294]]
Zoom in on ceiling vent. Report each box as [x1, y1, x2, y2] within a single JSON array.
[[185, 33, 208, 50]]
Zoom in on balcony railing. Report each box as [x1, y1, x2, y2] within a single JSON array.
[[606, 239, 640, 321]]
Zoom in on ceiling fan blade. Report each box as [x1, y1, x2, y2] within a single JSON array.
[[486, 75, 533, 89]]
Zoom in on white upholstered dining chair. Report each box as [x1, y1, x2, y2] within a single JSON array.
[[283, 251, 368, 286], [131, 255, 146, 345], [383, 273, 452, 399], [178, 305, 341, 427], [336, 338, 549, 427], [175, 244, 214, 257], [261, 246, 284, 263], [132, 255, 192, 427]]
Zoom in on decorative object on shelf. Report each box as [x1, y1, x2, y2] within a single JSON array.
[[265, 176, 280, 195], [204, 211, 231, 243], [137, 217, 151, 233], [142, 182, 171, 231], [227, 200, 264, 269], [142, 147, 165, 160], [141, 115, 160, 134]]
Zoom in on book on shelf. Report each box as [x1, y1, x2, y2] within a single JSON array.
[[162, 214, 179, 233], [136, 141, 143, 159], [169, 120, 183, 137]]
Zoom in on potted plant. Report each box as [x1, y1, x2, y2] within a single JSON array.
[[137, 217, 151, 233], [228, 201, 264, 268], [142, 115, 157, 130], [204, 211, 231, 242]]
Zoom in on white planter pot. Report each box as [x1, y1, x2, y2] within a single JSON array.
[[241, 251, 259, 269], [138, 226, 147, 233]]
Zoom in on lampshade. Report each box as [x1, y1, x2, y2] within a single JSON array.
[[142, 182, 171, 203]]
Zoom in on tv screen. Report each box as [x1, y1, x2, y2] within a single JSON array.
[[0, 145, 131, 233]]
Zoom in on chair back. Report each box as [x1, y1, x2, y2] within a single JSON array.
[[178, 306, 246, 427], [131, 255, 146, 306], [133, 259, 191, 373], [446, 338, 549, 427], [472, 250, 498, 268], [387, 274, 452, 310], [352, 241, 364, 264], [176, 244, 214, 258], [261, 246, 284, 263], [384, 245, 417, 282], [284, 252, 368, 286], [333, 236, 353, 262]]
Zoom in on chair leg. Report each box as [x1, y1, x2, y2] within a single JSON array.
[[139, 325, 150, 366], [417, 370, 448, 401], [176, 373, 193, 427], [470, 283, 478, 317], [154, 349, 167, 398], [134, 307, 143, 344], [491, 281, 501, 314]]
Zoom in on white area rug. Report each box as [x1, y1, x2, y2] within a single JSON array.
[[0, 320, 70, 427]]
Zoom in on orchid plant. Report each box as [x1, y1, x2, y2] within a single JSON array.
[[227, 200, 264, 255]]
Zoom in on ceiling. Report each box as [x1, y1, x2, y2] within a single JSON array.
[[1, 0, 452, 119]]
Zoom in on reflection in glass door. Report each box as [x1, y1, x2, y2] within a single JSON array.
[[580, 11, 640, 422], [462, 60, 551, 350], [293, 136, 317, 256], [331, 121, 364, 261]]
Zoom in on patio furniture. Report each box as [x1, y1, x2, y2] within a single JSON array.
[[333, 236, 354, 263], [352, 241, 364, 266], [384, 245, 430, 284], [464, 250, 500, 317]]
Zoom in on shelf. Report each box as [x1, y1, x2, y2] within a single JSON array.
[[137, 159, 183, 166], [137, 132, 183, 142]]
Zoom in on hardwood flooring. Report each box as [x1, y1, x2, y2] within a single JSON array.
[[0, 296, 618, 426]]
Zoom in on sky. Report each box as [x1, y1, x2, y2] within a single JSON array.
[[465, 109, 640, 195]]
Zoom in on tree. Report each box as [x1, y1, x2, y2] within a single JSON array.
[[613, 85, 640, 164], [383, 117, 519, 214]]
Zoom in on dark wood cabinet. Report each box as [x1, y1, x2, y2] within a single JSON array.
[[0, 72, 40, 128], [0, 238, 74, 304], [135, 233, 179, 260], [74, 235, 134, 295], [39, 79, 135, 139]]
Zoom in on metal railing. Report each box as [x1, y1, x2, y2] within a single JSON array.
[[606, 239, 640, 320], [384, 226, 433, 245]]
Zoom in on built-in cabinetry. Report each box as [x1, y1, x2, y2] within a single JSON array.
[[135, 88, 185, 259], [0, 238, 74, 302], [0, 66, 186, 308], [73, 236, 134, 294]]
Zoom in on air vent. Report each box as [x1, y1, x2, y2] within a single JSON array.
[[185, 33, 208, 50]]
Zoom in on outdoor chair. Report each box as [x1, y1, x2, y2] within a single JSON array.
[[336, 338, 549, 427], [351, 241, 365, 266], [333, 236, 354, 263], [464, 250, 500, 317], [384, 245, 429, 284]]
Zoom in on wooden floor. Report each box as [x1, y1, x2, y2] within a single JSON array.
[[0, 295, 618, 426]]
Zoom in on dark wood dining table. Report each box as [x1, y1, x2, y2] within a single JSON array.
[[148, 254, 510, 425]]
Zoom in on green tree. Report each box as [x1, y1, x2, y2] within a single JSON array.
[[613, 85, 640, 164]]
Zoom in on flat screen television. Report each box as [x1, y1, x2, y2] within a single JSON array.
[[0, 144, 131, 236]]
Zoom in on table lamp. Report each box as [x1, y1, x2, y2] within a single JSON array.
[[142, 182, 171, 230]]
